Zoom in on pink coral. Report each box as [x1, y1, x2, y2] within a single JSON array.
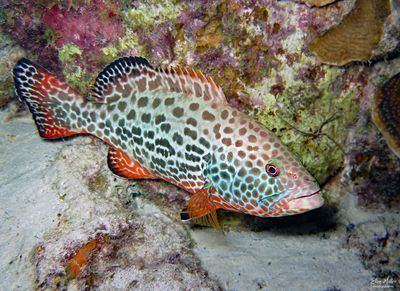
[[42, 3, 123, 53]]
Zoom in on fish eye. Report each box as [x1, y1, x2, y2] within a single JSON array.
[[265, 163, 280, 177]]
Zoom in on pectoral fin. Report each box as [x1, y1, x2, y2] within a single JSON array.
[[183, 188, 223, 233]]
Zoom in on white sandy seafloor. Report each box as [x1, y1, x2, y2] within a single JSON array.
[[0, 113, 381, 290]]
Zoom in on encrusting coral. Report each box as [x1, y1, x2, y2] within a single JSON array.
[[309, 0, 392, 66], [372, 72, 400, 158]]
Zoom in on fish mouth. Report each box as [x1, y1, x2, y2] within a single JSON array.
[[290, 189, 321, 201], [286, 189, 324, 212]]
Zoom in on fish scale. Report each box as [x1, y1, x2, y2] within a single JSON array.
[[13, 56, 324, 231]]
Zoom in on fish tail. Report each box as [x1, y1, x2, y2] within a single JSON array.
[[13, 58, 85, 139]]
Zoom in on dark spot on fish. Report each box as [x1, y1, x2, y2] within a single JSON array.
[[185, 152, 201, 162], [199, 137, 211, 149], [219, 181, 228, 192], [184, 127, 198, 140], [164, 97, 175, 106], [132, 126, 142, 136], [172, 132, 183, 145], [189, 103, 199, 111], [155, 115, 166, 125], [63, 103, 70, 111], [152, 156, 166, 168], [141, 113, 151, 123], [118, 101, 127, 112], [127, 109, 136, 120], [87, 124, 95, 132], [145, 141, 155, 151], [220, 171, 230, 180], [160, 123, 171, 133], [152, 98, 161, 109], [186, 117, 197, 127], [137, 96, 149, 107], [118, 119, 125, 127], [133, 136, 143, 145], [172, 107, 184, 118], [111, 136, 118, 145], [147, 130, 155, 139], [202, 110, 215, 121], [155, 137, 176, 156]]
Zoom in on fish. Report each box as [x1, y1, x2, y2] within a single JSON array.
[[13, 56, 324, 232]]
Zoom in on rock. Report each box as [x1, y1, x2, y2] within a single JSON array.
[[0, 32, 26, 108], [372, 72, 400, 158]]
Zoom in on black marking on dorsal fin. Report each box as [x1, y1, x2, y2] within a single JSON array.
[[91, 56, 153, 103]]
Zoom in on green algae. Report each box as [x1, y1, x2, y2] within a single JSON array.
[[87, 170, 108, 194], [57, 43, 94, 94], [255, 67, 361, 184], [59, 43, 83, 62], [124, 1, 183, 28], [100, 35, 141, 62], [41, 28, 58, 46]]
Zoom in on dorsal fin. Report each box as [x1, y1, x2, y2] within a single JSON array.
[[90, 56, 227, 104], [91, 56, 153, 103]]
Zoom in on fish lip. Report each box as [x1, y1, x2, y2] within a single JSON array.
[[285, 189, 324, 212], [288, 189, 321, 202]]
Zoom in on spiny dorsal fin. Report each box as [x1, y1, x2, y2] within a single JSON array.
[[90, 56, 227, 104], [91, 56, 153, 103], [158, 65, 226, 103]]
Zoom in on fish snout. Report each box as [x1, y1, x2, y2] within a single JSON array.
[[286, 186, 324, 213]]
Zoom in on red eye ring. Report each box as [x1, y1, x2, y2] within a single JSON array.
[[266, 164, 280, 177]]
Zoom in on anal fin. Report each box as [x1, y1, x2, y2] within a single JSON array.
[[107, 147, 156, 179], [185, 188, 223, 233]]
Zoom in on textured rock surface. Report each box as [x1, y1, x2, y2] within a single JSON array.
[[372, 72, 400, 158], [0, 115, 218, 290]]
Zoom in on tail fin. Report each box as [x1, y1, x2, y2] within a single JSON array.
[[13, 58, 84, 139]]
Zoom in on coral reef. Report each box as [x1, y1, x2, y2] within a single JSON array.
[[371, 72, 400, 158], [295, 0, 339, 7], [309, 0, 392, 65]]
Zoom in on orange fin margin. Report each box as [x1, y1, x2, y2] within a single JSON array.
[[107, 147, 156, 179], [13, 58, 83, 139], [186, 188, 223, 233]]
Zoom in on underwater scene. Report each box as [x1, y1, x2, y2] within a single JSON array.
[[0, 0, 399, 290]]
